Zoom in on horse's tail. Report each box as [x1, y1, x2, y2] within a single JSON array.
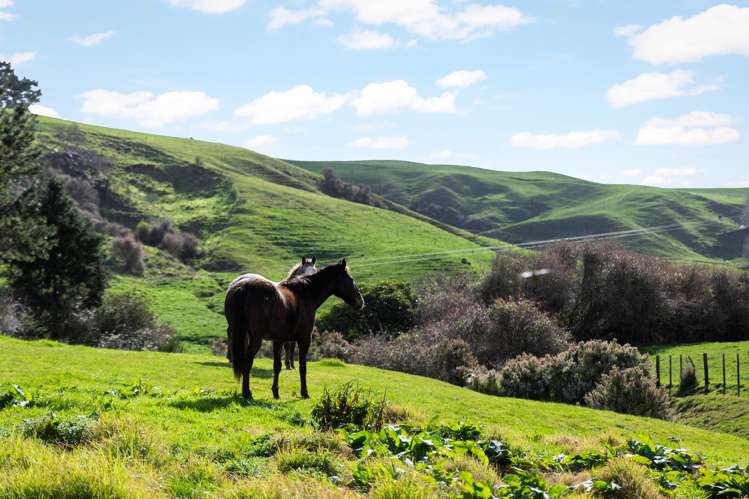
[[227, 285, 249, 380]]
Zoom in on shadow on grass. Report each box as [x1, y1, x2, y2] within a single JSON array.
[[195, 361, 273, 378], [169, 394, 275, 412]]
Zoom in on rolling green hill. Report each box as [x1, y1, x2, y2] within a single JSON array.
[[34, 118, 505, 349], [1, 336, 748, 497], [290, 160, 749, 262]]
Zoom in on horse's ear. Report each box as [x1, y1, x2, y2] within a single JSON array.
[[301, 256, 307, 264], [311, 256, 316, 265], [338, 258, 347, 268]]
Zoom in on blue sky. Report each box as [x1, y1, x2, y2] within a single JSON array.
[[2, 0, 748, 187]]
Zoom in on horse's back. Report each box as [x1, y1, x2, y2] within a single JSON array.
[[225, 274, 292, 339]]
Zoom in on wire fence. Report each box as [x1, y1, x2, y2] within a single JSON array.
[[652, 352, 747, 396]]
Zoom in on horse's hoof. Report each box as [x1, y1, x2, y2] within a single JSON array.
[[301, 392, 309, 399]]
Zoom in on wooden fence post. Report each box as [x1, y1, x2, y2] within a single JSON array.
[[656, 355, 661, 387], [722, 353, 726, 395], [703, 353, 709, 392], [679, 354, 683, 382]]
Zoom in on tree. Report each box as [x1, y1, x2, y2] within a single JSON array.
[[7, 179, 108, 339], [0, 61, 46, 263]]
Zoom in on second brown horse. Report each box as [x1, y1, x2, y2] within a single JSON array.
[[225, 258, 364, 400]]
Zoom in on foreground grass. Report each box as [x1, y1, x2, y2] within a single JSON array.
[[2, 337, 749, 463]]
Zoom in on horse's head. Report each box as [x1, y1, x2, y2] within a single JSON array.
[[332, 258, 364, 310], [286, 256, 317, 280]]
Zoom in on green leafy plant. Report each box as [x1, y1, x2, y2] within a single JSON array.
[[0, 384, 32, 409], [311, 382, 388, 431], [20, 412, 97, 447]]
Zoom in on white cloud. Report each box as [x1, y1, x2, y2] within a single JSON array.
[[268, 7, 323, 30], [72, 31, 115, 47], [614, 24, 642, 37], [436, 69, 487, 88], [628, 4, 749, 64], [620, 169, 642, 177], [338, 30, 397, 50], [641, 168, 698, 186], [314, 17, 334, 27], [0, 0, 13, 21], [271, 0, 531, 40], [29, 104, 60, 118], [79, 89, 219, 128], [235, 85, 348, 124], [606, 70, 720, 108], [430, 149, 453, 160], [352, 80, 455, 116], [350, 136, 408, 149], [245, 135, 277, 149], [2, 51, 36, 65], [167, 0, 246, 14], [636, 112, 740, 146], [510, 130, 620, 149]]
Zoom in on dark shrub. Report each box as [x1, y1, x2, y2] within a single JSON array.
[[678, 356, 698, 394], [416, 273, 477, 325], [111, 233, 145, 275], [477, 253, 524, 304], [351, 331, 478, 385], [317, 280, 417, 340], [475, 298, 569, 367], [160, 232, 183, 258], [309, 331, 353, 361], [134, 220, 151, 244], [179, 232, 200, 260], [311, 383, 388, 431], [584, 367, 671, 419], [89, 293, 178, 351]]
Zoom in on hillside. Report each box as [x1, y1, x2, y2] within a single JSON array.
[[290, 160, 749, 262], [1, 336, 749, 496], [35, 118, 507, 349]]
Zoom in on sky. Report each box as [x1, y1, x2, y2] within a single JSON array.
[[2, 0, 748, 188]]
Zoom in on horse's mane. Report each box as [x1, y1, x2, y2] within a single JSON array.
[[284, 262, 306, 281], [281, 263, 339, 292]]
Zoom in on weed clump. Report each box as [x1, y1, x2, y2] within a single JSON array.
[[311, 383, 389, 431], [21, 412, 96, 447]]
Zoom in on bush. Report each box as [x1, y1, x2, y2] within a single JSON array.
[[351, 331, 478, 385], [89, 293, 178, 351], [110, 233, 145, 275], [416, 274, 477, 325], [679, 356, 698, 394], [135, 219, 200, 263], [497, 340, 650, 405], [472, 298, 570, 367], [309, 331, 352, 361], [317, 280, 417, 340], [310, 383, 389, 431], [0, 290, 31, 338], [584, 367, 671, 419]]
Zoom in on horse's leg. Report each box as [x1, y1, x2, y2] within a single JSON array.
[[298, 336, 311, 399], [284, 342, 296, 370], [272, 341, 283, 399], [243, 335, 262, 400]]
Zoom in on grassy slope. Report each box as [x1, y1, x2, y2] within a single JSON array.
[[2, 336, 749, 469], [36, 119, 507, 349], [644, 340, 749, 440], [290, 160, 749, 262]]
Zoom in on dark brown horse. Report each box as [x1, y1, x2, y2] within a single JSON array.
[[225, 258, 363, 400]]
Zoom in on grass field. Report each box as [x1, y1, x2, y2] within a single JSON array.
[[291, 160, 749, 262], [35, 118, 509, 350], [1, 336, 749, 497]]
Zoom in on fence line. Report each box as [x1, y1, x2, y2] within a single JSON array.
[[655, 351, 745, 397]]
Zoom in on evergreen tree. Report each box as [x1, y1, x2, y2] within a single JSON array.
[[7, 179, 108, 339], [0, 61, 46, 263]]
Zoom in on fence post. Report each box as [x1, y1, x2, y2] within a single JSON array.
[[669, 355, 672, 392], [679, 354, 683, 383], [656, 355, 661, 387], [722, 353, 726, 395], [703, 353, 709, 392]]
